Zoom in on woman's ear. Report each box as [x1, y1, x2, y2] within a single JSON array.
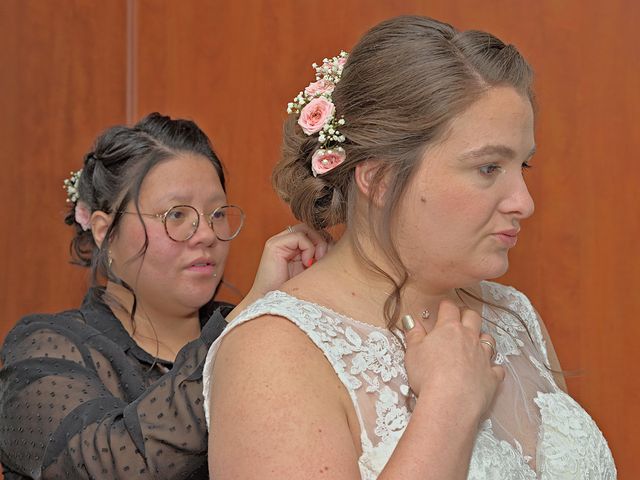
[[354, 160, 388, 207], [91, 211, 112, 248]]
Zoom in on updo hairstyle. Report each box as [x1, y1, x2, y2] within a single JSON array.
[[273, 15, 534, 328]]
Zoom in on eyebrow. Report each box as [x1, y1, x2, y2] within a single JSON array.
[[159, 193, 227, 205], [458, 144, 537, 162]]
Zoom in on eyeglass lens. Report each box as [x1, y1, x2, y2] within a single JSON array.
[[164, 205, 243, 241]]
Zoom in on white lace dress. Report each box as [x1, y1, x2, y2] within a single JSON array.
[[203, 281, 616, 479]]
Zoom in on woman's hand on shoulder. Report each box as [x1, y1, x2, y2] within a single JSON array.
[[208, 315, 361, 479], [402, 300, 505, 421], [228, 225, 329, 320], [253, 224, 329, 292]]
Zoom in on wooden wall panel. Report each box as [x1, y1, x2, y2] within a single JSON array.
[[497, 3, 640, 477], [2, 0, 637, 477], [0, 1, 128, 478], [0, 0, 128, 338], [134, 1, 639, 477]]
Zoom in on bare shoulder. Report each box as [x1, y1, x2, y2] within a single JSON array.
[[210, 314, 347, 409], [213, 314, 330, 374], [209, 314, 361, 479]]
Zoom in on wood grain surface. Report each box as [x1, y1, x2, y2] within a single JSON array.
[[1, 1, 637, 477]]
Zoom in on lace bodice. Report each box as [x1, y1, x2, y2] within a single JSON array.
[[203, 282, 616, 479]]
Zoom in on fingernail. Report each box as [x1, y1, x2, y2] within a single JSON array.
[[402, 314, 415, 331], [306, 258, 315, 267]]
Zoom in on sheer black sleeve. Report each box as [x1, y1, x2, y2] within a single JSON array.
[[0, 305, 230, 479]]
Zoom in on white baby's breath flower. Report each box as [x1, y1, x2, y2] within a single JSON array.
[[63, 169, 83, 204]]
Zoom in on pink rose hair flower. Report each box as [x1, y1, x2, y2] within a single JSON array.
[[74, 201, 91, 231], [298, 97, 335, 135], [311, 148, 346, 177], [304, 79, 335, 97]]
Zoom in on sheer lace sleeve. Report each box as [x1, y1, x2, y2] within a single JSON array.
[[531, 307, 568, 392], [0, 306, 229, 479], [476, 282, 561, 466]]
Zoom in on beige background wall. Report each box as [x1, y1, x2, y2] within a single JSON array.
[[1, 1, 638, 477]]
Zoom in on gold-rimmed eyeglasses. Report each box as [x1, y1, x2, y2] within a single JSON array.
[[120, 204, 245, 242]]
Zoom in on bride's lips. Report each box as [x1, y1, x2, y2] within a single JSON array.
[[493, 228, 519, 247]]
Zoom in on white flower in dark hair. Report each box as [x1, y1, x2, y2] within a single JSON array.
[[63, 169, 83, 203]]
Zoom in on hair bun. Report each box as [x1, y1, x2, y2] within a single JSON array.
[[273, 117, 349, 230]]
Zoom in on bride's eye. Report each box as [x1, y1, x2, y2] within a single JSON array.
[[479, 164, 504, 176]]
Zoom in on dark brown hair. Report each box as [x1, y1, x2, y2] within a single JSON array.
[[65, 112, 226, 317], [273, 15, 534, 329]]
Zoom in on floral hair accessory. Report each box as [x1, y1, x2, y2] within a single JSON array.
[[63, 169, 82, 203], [74, 201, 91, 231], [64, 169, 91, 231], [311, 147, 346, 177], [287, 51, 348, 177]]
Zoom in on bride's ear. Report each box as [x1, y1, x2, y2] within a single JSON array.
[[354, 160, 388, 207], [91, 211, 113, 249]]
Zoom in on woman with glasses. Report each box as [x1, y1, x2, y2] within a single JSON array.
[[0, 112, 327, 479]]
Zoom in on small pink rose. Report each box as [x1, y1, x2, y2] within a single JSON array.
[[74, 201, 91, 231], [337, 57, 347, 67], [298, 97, 335, 135], [311, 148, 346, 176], [304, 79, 335, 97]]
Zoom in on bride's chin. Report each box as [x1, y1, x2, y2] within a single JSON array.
[[482, 258, 510, 281]]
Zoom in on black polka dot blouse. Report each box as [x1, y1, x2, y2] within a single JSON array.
[[0, 288, 230, 479]]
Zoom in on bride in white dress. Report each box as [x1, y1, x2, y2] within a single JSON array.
[[203, 15, 616, 479]]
